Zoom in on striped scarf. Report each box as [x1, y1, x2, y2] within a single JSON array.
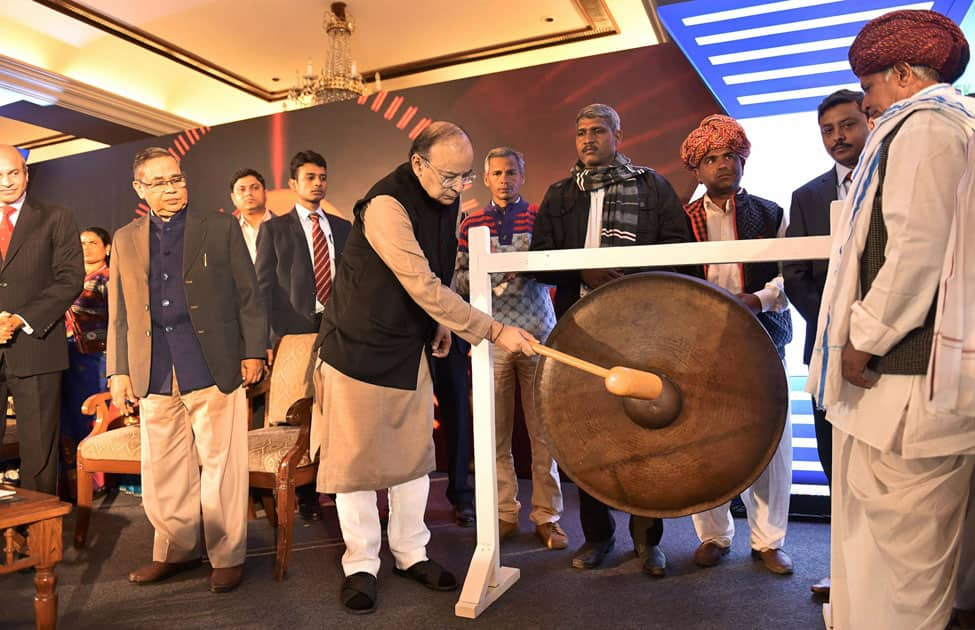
[[806, 84, 975, 416], [571, 153, 649, 246]]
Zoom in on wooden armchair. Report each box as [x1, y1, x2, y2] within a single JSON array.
[[247, 333, 319, 580], [74, 393, 141, 547]]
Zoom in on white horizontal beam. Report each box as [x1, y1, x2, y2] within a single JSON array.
[[470, 230, 831, 274]]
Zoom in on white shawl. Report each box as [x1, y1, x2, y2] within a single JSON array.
[[928, 132, 975, 415], [806, 84, 975, 414]]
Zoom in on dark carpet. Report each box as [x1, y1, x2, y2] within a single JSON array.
[[1, 475, 829, 629]]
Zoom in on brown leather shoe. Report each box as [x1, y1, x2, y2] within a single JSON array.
[[499, 519, 519, 539], [535, 522, 569, 550], [693, 542, 730, 567], [128, 559, 201, 584], [810, 576, 830, 595], [210, 564, 244, 593], [751, 548, 794, 575]]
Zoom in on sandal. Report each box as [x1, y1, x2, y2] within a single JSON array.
[[341, 572, 377, 614], [392, 559, 457, 591]]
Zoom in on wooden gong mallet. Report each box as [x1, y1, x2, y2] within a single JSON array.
[[529, 342, 682, 429]]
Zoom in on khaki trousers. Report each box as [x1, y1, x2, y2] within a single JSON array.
[[494, 347, 563, 526], [139, 382, 248, 568]]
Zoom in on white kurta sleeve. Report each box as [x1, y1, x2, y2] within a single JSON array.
[[362, 195, 493, 345]]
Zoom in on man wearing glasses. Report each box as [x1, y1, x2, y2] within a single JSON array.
[[530, 103, 696, 576], [108, 147, 266, 593], [311, 122, 538, 613]]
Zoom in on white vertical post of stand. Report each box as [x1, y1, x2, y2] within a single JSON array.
[[455, 226, 520, 619]]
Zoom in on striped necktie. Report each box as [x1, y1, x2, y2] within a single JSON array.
[[308, 212, 332, 304]]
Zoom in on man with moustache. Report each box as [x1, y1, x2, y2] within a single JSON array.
[[0, 144, 83, 494], [108, 147, 266, 593], [806, 10, 975, 628], [783, 89, 869, 597], [531, 103, 695, 576], [255, 151, 350, 517], [230, 168, 273, 263], [454, 147, 566, 550], [311, 122, 538, 613], [680, 115, 795, 576]]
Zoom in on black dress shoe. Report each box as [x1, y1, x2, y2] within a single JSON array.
[[571, 538, 615, 569], [393, 559, 457, 591], [641, 545, 666, 577], [454, 505, 476, 528], [341, 572, 377, 614]]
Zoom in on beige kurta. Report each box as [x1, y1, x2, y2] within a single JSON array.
[[313, 195, 493, 493]]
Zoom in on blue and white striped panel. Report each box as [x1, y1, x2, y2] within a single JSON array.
[[789, 375, 829, 496], [657, 0, 972, 119]]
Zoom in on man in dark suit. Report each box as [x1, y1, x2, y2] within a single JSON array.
[[782, 89, 869, 595], [256, 150, 351, 353], [0, 144, 84, 494], [108, 147, 266, 593], [255, 150, 350, 519]]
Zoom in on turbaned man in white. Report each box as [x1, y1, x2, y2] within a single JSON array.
[[806, 10, 975, 630]]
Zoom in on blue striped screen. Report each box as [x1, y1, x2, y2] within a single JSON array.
[[657, 0, 973, 119]]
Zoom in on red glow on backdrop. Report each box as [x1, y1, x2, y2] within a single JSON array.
[[270, 112, 285, 190]]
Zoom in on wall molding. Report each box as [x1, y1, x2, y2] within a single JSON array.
[[0, 55, 201, 136]]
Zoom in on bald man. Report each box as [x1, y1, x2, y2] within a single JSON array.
[[0, 144, 84, 494], [311, 122, 538, 614]]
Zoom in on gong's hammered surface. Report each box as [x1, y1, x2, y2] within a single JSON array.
[[534, 272, 788, 518]]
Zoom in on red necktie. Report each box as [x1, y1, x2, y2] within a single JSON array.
[[309, 213, 332, 304], [0, 206, 15, 260]]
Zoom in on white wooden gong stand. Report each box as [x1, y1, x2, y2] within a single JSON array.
[[455, 227, 832, 619]]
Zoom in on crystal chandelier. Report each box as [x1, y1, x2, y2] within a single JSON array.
[[287, 3, 375, 109]]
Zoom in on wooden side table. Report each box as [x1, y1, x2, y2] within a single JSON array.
[[0, 485, 71, 630]]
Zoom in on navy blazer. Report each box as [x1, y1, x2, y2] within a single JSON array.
[[783, 167, 836, 365], [255, 208, 350, 346], [0, 199, 84, 377]]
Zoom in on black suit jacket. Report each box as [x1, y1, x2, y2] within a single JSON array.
[[530, 171, 696, 318], [107, 208, 267, 396], [255, 208, 350, 346], [0, 198, 84, 376], [783, 167, 837, 365]]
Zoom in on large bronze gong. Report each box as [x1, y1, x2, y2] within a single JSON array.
[[533, 272, 788, 518]]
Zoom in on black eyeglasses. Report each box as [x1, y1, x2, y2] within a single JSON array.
[[420, 156, 475, 189], [136, 175, 187, 192]]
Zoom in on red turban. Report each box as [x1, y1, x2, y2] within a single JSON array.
[[849, 10, 969, 83], [680, 114, 751, 171]]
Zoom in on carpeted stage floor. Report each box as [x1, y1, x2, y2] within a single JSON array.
[[2, 475, 830, 629]]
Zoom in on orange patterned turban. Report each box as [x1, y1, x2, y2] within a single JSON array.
[[680, 114, 751, 171], [849, 10, 969, 83]]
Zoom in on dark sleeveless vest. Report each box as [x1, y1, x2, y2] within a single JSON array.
[[317, 163, 459, 389], [859, 114, 935, 375]]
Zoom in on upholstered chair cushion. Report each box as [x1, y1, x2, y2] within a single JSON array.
[[79, 425, 141, 461], [248, 426, 314, 472]]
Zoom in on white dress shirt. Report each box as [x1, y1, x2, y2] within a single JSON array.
[[237, 209, 273, 263], [703, 193, 788, 313], [835, 163, 853, 201], [294, 203, 337, 313]]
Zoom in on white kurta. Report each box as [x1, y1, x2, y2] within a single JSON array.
[[822, 104, 975, 630]]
